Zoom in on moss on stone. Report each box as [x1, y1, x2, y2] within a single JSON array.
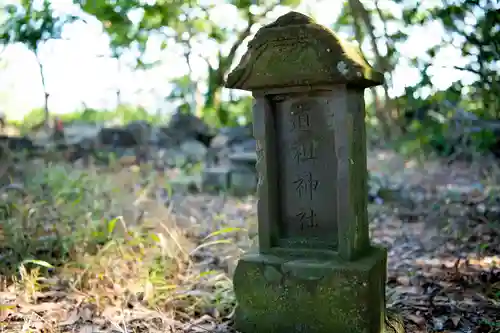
[[233, 247, 404, 333], [225, 11, 384, 91]]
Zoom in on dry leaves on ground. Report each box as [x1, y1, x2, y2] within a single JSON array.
[[0, 150, 499, 333]]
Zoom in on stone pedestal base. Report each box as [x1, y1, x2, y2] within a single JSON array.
[[202, 167, 230, 192], [229, 170, 257, 196], [233, 246, 404, 333]]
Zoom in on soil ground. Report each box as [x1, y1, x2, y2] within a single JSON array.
[[0, 149, 498, 333]]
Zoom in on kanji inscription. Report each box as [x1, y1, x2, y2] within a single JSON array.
[[292, 141, 317, 163], [276, 95, 338, 248], [290, 110, 310, 130], [296, 209, 318, 230], [293, 172, 318, 200]]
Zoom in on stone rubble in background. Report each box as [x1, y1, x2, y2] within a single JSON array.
[[203, 125, 257, 195], [2, 110, 429, 199], [0, 110, 256, 194]]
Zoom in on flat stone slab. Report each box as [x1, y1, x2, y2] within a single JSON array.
[[202, 167, 231, 191], [202, 166, 257, 195], [229, 152, 257, 163], [230, 169, 257, 196], [168, 174, 202, 192]]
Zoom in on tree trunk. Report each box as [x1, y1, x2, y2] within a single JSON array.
[[206, 65, 225, 124], [348, 0, 394, 139], [374, 0, 402, 128], [194, 82, 204, 118], [206, 68, 220, 107], [203, 8, 267, 124], [35, 52, 49, 126], [116, 89, 121, 106], [200, 6, 278, 125], [115, 55, 122, 106]]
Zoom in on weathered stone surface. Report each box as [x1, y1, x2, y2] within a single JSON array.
[[202, 167, 231, 192], [166, 148, 188, 167], [230, 151, 256, 163], [125, 120, 152, 145], [210, 126, 253, 149], [233, 247, 389, 333], [226, 11, 384, 92], [225, 11, 405, 333], [230, 171, 257, 195], [97, 127, 138, 147], [180, 139, 208, 162], [208, 126, 255, 164], [229, 152, 258, 195], [203, 125, 257, 193], [168, 110, 215, 146], [247, 88, 371, 259], [167, 174, 202, 193]]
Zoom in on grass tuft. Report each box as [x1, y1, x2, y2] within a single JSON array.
[[0, 159, 240, 332]]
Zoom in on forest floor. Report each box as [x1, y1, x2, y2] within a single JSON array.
[[0, 148, 499, 333]]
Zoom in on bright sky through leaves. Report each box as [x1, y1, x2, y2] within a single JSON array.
[[0, 0, 476, 119]]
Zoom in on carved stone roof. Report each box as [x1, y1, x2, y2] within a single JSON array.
[[225, 11, 384, 91]]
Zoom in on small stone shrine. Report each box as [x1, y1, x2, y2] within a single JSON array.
[[224, 11, 405, 333]]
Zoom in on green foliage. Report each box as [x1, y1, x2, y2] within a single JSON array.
[[0, 1, 78, 51], [197, 96, 252, 128], [19, 104, 164, 128], [0, 164, 121, 271], [112, 104, 164, 123], [75, 0, 300, 124], [1, 0, 496, 142], [329, 0, 500, 150], [399, 0, 499, 116], [0, 0, 80, 122], [365, 0, 500, 153], [19, 108, 46, 129], [17, 100, 251, 130], [74, 0, 175, 62]]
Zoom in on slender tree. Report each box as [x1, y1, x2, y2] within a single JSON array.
[[0, 1, 78, 125]]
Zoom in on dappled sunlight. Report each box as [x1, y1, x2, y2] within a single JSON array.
[[1, 148, 499, 332], [0, 161, 243, 332], [0, 0, 498, 331], [414, 256, 499, 270]]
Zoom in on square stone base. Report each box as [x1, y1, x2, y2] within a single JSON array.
[[233, 246, 391, 333], [229, 170, 257, 196], [201, 167, 230, 192]]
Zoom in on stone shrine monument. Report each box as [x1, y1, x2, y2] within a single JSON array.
[[225, 12, 405, 333]]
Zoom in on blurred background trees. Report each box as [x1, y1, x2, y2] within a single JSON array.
[[0, 0, 78, 125], [0, 0, 498, 153]]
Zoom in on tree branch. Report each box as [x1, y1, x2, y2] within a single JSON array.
[[219, 5, 276, 83], [452, 65, 482, 76], [348, 0, 394, 137], [348, 0, 387, 72]]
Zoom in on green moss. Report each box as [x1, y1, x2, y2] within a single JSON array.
[[233, 247, 399, 333], [226, 11, 384, 91]]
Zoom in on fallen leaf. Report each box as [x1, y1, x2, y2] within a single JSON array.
[[58, 309, 80, 326], [18, 302, 63, 314], [79, 324, 97, 333], [101, 306, 119, 320], [80, 307, 93, 321], [396, 276, 411, 286], [407, 314, 426, 326], [0, 303, 15, 321], [32, 321, 47, 331], [450, 315, 461, 327]]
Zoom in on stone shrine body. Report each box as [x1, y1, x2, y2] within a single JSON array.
[[225, 11, 405, 333]]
